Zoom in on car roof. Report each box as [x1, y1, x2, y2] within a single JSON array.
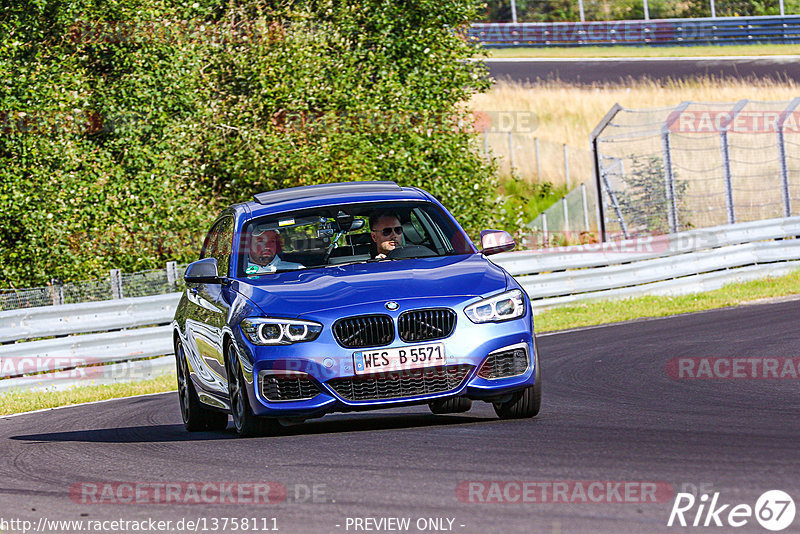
[[238, 181, 432, 219]]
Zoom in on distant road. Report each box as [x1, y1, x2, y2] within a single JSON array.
[[483, 55, 800, 84]]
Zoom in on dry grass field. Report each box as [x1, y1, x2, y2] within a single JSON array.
[[469, 78, 800, 189], [471, 78, 800, 149]]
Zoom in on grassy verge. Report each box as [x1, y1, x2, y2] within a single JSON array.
[[487, 44, 800, 59], [3, 269, 799, 416], [534, 269, 800, 332], [0, 372, 177, 417]]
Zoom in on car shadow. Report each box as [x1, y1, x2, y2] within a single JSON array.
[[9, 412, 502, 444]]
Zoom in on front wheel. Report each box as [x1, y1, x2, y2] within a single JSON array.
[[226, 340, 277, 438], [176, 340, 228, 432]]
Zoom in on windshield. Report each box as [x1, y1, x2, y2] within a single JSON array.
[[237, 201, 473, 276]]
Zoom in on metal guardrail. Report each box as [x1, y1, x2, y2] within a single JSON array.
[[0, 293, 182, 390], [492, 216, 800, 309], [0, 293, 181, 343], [2, 216, 799, 391], [470, 15, 800, 47], [498, 216, 800, 274]]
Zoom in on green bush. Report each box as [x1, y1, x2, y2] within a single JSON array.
[[0, 0, 499, 289], [616, 156, 689, 235]]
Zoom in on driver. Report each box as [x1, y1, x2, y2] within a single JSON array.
[[369, 211, 404, 259], [245, 228, 303, 274]]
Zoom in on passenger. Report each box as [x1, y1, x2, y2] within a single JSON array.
[[369, 212, 404, 259], [245, 228, 303, 274]]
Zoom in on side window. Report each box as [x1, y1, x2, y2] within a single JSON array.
[[201, 216, 234, 277], [200, 225, 219, 260], [409, 211, 427, 241]]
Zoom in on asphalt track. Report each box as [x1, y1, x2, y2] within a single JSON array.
[[2, 299, 800, 534], [484, 56, 800, 84]]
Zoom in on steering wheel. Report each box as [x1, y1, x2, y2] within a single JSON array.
[[386, 245, 436, 259]]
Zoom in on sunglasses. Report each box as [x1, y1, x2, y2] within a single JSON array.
[[379, 226, 403, 237]]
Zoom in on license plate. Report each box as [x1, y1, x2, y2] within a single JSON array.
[[353, 343, 446, 375]]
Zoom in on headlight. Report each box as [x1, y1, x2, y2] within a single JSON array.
[[464, 289, 526, 323], [240, 318, 322, 345]]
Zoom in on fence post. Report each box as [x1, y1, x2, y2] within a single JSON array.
[[562, 196, 570, 239], [508, 132, 515, 172], [661, 101, 690, 234], [777, 98, 800, 217], [591, 103, 623, 242], [719, 100, 748, 225], [110, 269, 123, 299], [563, 143, 570, 189], [581, 183, 590, 231], [166, 261, 179, 289], [534, 137, 541, 182], [50, 279, 64, 306], [541, 212, 548, 247], [601, 168, 629, 239], [662, 132, 678, 233]]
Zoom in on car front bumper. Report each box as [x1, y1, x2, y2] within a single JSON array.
[[234, 296, 538, 419]]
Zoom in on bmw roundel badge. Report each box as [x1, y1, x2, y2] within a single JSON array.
[[385, 301, 399, 311]]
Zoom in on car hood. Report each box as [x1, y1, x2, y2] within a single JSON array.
[[233, 254, 508, 317]]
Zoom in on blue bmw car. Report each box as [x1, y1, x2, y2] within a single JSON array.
[[172, 181, 541, 436]]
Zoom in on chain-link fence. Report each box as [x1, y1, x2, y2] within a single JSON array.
[[592, 99, 800, 239], [524, 182, 600, 247], [481, 132, 593, 188], [0, 262, 186, 311]]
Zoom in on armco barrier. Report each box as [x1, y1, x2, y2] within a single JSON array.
[[491, 216, 800, 309], [1, 216, 799, 391], [470, 15, 800, 47], [0, 292, 181, 343]]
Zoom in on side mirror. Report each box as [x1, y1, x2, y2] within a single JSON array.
[[184, 258, 221, 284], [480, 229, 515, 256]]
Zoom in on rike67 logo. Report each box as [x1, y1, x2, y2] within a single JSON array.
[[668, 490, 796, 531]]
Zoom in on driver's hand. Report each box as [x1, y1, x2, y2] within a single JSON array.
[[375, 253, 387, 260]]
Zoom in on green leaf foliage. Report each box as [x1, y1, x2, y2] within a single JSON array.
[[1, 0, 498, 288]]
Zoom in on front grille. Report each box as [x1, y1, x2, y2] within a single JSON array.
[[477, 347, 529, 380], [398, 308, 456, 343], [333, 315, 394, 348], [327, 364, 472, 402], [260, 373, 321, 402]]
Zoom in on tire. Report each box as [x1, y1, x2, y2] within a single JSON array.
[[493, 351, 542, 420], [429, 397, 472, 414], [226, 340, 277, 438], [175, 340, 229, 432]]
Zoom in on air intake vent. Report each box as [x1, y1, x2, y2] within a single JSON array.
[[333, 315, 394, 348], [328, 364, 472, 401], [477, 346, 529, 380], [260, 373, 321, 402]]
